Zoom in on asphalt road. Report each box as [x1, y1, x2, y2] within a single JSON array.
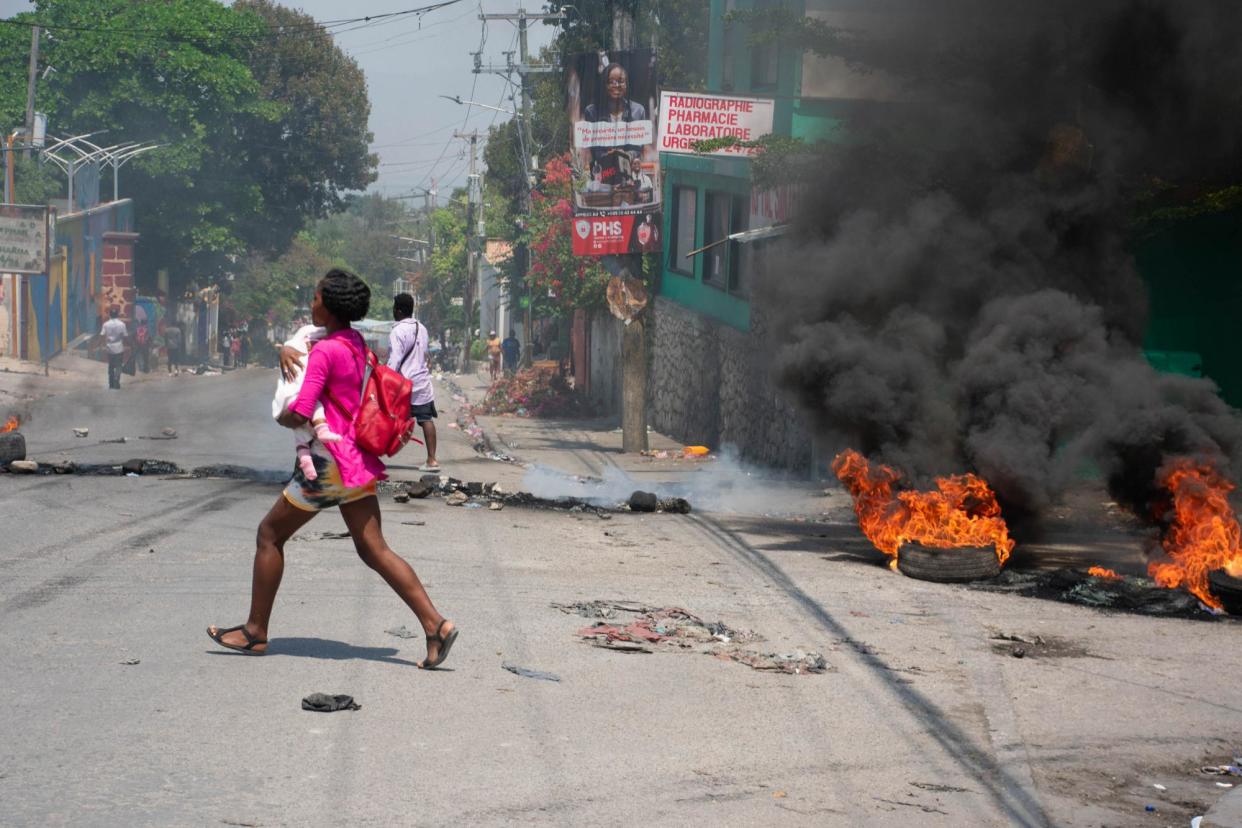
[[2, 368, 1240, 826]]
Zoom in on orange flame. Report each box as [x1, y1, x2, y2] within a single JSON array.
[[1147, 458, 1242, 610], [832, 449, 1015, 566], [1087, 566, 1122, 580], [0, 415, 18, 433]]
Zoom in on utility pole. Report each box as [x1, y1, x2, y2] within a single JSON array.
[[477, 7, 564, 368], [610, 5, 649, 453], [22, 26, 39, 160], [454, 131, 480, 374]]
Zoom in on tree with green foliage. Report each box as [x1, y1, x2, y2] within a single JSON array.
[[0, 0, 376, 290], [525, 154, 609, 318], [234, 0, 376, 254]]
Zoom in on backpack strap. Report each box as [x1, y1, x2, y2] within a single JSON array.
[[396, 321, 419, 373], [320, 334, 374, 422]]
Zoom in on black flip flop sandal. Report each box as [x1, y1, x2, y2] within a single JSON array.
[[207, 624, 267, 655], [421, 620, 458, 670]]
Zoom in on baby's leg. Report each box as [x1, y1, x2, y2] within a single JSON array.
[[294, 426, 318, 481], [311, 402, 342, 443]]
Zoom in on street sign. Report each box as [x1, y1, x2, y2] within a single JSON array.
[[0, 205, 49, 274]]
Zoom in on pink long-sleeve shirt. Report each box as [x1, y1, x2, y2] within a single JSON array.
[[290, 328, 386, 488]]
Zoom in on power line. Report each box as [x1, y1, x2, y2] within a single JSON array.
[[0, 1, 467, 43]]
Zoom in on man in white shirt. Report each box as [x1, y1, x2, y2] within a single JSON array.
[[388, 293, 439, 471], [99, 306, 128, 390]]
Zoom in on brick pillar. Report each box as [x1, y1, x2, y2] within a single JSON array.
[[99, 231, 139, 322]]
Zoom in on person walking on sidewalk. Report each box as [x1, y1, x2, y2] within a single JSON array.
[[99, 307, 128, 390], [389, 293, 439, 472], [207, 269, 458, 669], [486, 330, 502, 381], [501, 329, 521, 375]]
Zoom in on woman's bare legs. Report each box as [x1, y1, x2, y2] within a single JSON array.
[[208, 495, 316, 653], [339, 495, 454, 667]]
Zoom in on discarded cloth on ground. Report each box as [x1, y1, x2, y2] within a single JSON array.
[[301, 693, 361, 712]]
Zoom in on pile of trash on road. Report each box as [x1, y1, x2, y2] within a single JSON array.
[[474, 366, 595, 418], [553, 599, 828, 675]]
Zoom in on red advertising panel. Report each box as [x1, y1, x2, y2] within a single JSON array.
[[566, 49, 661, 256]]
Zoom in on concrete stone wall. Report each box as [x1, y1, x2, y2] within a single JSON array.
[[650, 295, 813, 471]]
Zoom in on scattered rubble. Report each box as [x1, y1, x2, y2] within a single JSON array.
[[445, 491, 469, 506], [384, 625, 420, 639], [72, 427, 88, 438], [561, 600, 827, 675], [8, 459, 37, 473]]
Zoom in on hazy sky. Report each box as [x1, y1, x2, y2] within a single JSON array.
[[0, 1, 556, 202]]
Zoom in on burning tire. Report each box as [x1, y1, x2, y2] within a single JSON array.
[[1207, 570, 1242, 615], [0, 432, 26, 465], [896, 543, 1001, 583]]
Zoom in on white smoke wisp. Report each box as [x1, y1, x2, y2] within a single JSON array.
[[519, 445, 817, 516]]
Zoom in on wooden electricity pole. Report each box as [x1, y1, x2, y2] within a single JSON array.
[[614, 5, 648, 453]]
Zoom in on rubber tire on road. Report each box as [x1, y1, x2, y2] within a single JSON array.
[[897, 543, 1001, 583], [0, 432, 26, 464], [1208, 570, 1242, 615]]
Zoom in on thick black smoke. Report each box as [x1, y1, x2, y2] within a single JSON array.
[[766, 1, 1242, 516]]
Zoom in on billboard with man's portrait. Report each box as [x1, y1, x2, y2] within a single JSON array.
[[566, 49, 662, 256]]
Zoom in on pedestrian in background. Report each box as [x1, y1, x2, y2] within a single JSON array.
[[501, 329, 521, 375], [389, 293, 440, 472], [486, 330, 502, 381], [164, 323, 183, 374], [208, 269, 457, 669], [99, 307, 128, 390]]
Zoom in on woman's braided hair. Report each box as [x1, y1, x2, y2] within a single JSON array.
[[318, 268, 371, 323]]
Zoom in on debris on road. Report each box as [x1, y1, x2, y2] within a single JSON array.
[[401, 520, 426, 526], [1201, 765, 1242, 777], [714, 649, 829, 675], [501, 662, 561, 682], [970, 568, 1213, 618], [0, 431, 26, 463], [292, 530, 351, 541], [629, 490, 658, 512], [119, 658, 140, 666], [445, 491, 469, 506], [568, 600, 826, 675], [301, 693, 361, 712], [489, 501, 504, 511], [99, 437, 127, 444], [8, 459, 37, 473], [72, 427, 88, 438], [552, 600, 654, 619], [384, 625, 420, 639], [405, 478, 435, 499], [52, 461, 75, 474]]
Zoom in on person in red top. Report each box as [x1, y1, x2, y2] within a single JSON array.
[[208, 269, 458, 669]]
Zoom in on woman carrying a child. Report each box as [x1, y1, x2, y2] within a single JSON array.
[[207, 268, 458, 669]]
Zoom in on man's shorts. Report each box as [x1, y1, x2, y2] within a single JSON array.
[[411, 400, 438, 424]]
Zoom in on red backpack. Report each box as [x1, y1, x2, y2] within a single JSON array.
[[326, 338, 420, 457]]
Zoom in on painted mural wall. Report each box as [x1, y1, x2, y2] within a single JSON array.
[[20, 199, 134, 362]]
